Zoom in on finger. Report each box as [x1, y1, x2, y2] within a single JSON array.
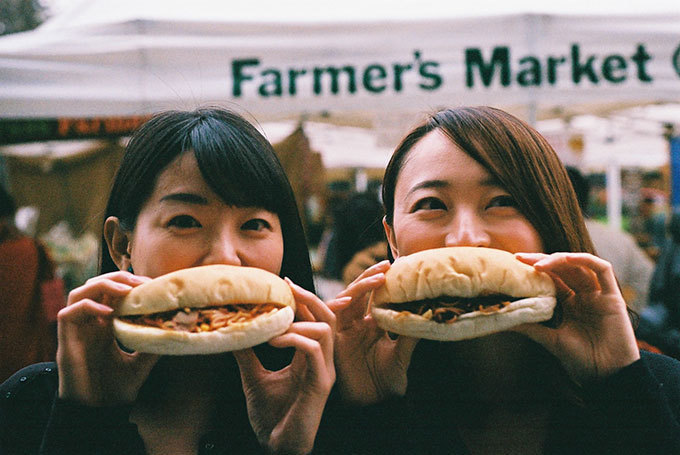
[[84, 271, 151, 287], [233, 348, 266, 380], [338, 271, 386, 300], [58, 299, 114, 325], [296, 303, 316, 322], [121, 352, 160, 376], [511, 321, 554, 348], [335, 273, 386, 326], [269, 333, 330, 380], [67, 277, 140, 307], [514, 252, 549, 266], [532, 254, 601, 294], [278, 321, 333, 362], [560, 254, 620, 295], [286, 278, 337, 326], [326, 296, 352, 313], [339, 260, 390, 293], [394, 335, 420, 366]]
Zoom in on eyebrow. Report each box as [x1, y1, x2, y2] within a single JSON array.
[[159, 193, 209, 205], [406, 175, 503, 197], [406, 179, 449, 197]]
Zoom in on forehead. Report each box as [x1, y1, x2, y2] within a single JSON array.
[[397, 131, 490, 191], [152, 151, 211, 197]]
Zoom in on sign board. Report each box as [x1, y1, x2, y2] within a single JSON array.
[[0, 13, 679, 131]]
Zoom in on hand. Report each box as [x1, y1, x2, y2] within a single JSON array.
[[328, 260, 419, 405], [234, 279, 335, 455], [57, 271, 159, 406], [341, 241, 389, 285], [513, 252, 640, 384]]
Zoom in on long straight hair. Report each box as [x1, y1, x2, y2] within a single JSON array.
[[100, 107, 315, 292]]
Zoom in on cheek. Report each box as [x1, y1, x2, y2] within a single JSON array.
[[130, 231, 202, 278], [492, 221, 544, 254], [392, 217, 446, 257], [242, 234, 285, 276]]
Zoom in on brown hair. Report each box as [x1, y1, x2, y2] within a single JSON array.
[[382, 106, 595, 255]]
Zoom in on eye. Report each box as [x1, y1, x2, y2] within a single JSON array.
[[486, 195, 518, 209], [242, 218, 271, 231], [167, 215, 201, 229], [412, 197, 447, 212]]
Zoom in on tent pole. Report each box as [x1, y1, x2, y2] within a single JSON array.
[[606, 161, 622, 229]]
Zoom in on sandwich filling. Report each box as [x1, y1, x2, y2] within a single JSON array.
[[119, 303, 285, 332], [385, 295, 519, 323]]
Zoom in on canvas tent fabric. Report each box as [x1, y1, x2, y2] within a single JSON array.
[[1, 1, 679, 131]]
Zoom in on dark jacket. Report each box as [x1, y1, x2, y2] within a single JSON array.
[[3, 351, 680, 454]]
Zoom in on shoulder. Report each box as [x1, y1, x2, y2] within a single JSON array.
[[1, 363, 58, 453], [1, 362, 58, 413], [641, 350, 680, 385]]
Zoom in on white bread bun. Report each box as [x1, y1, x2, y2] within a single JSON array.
[[113, 265, 295, 355], [370, 247, 556, 341]]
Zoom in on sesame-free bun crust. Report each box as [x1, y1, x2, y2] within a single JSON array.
[[113, 265, 295, 355], [370, 247, 556, 341]]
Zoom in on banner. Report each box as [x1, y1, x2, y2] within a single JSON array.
[[1, 13, 679, 130]]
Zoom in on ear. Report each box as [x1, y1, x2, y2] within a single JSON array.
[[383, 216, 400, 259], [104, 216, 132, 271]]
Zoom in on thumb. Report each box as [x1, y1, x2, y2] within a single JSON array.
[[233, 348, 265, 382], [511, 322, 553, 348], [394, 336, 419, 368]]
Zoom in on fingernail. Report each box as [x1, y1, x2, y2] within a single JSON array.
[[336, 296, 352, 303], [284, 277, 301, 289]]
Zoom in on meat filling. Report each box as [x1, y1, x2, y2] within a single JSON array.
[[120, 303, 284, 332], [387, 295, 516, 323]]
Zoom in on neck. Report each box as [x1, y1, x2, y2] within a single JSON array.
[[446, 333, 556, 405]]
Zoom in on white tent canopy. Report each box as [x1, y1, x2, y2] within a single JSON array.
[[2, 0, 680, 226], [1, 0, 680, 126]]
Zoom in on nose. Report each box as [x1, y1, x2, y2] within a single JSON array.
[[444, 209, 490, 248], [203, 228, 242, 267]]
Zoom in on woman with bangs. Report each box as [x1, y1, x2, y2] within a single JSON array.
[[1, 108, 335, 455], [328, 106, 680, 454]]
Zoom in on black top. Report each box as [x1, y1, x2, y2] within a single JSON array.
[[315, 348, 680, 455], [0, 357, 265, 455], [3, 350, 680, 455]]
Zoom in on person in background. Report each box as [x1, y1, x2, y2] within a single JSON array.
[[566, 166, 654, 313], [316, 191, 388, 300], [324, 191, 388, 285], [630, 187, 668, 262], [329, 106, 680, 454], [1, 108, 335, 455], [638, 208, 680, 359], [0, 184, 57, 383]]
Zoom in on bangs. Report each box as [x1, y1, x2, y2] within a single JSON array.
[[189, 114, 282, 214]]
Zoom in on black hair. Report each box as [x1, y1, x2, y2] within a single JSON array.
[[0, 184, 17, 218], [324, 191, 386, 279], [100, 107, 315, 292], [566, 166, 591, 216], [669, 209, 680, 244]]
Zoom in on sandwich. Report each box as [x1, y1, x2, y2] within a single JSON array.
[[370, 247, 556, 341], [113, 265, 295, 355]]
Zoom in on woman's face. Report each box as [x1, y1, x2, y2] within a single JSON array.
[[385, 130, 544, 259], [126, 152, 284, 279]]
